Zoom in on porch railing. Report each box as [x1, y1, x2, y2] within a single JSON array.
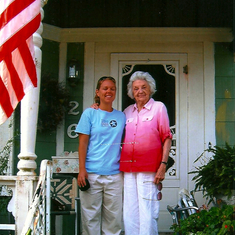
[[0, 176, 17, 232], [21, 160, 52, 235], [1, 156, 80, 235]]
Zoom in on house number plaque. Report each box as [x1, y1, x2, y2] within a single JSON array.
[[67, 101, 79, 139]]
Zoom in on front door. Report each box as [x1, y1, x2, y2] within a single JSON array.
[[111, 53, 188, 232]]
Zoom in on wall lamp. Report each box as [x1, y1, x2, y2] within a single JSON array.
[[67, 59, 80, 87]]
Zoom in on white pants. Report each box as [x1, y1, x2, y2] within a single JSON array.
[[123, 172, 160, 235], [79, 173, 123, 235]]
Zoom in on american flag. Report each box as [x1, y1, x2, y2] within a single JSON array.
[[0, 0, 41, 125]]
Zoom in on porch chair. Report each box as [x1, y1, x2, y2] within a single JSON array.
[[167, 189, 199, 226], [47, 173, 80, 235]]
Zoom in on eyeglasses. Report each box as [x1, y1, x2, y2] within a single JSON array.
[[142, 181, 162, 201]]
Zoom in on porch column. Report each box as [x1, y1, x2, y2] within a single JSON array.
[[17, 1, 47, 176]]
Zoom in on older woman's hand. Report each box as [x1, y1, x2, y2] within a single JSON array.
[[90, 103, 99, 109], [154, 164, 167, 184]]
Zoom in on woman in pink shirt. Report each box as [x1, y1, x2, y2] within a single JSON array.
[[120, 71, 172, 235]]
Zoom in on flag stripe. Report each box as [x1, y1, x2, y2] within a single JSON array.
[[0, 0, 40, 124], [18, 42, 37, 87], [4, 54, 25, 101], [0, 0, 35, 30], [0, 76, 14, 117], [0, 14, 41, 61]]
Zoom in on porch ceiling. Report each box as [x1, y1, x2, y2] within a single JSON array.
[[42, 0, 233, 29]]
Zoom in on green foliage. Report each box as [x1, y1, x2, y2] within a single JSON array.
[[38, 74, 70, 132], [0, 136, 14, 214], [189, 143, 235, 204], [0, 138, 13, 176], [171, 204, 235, 235]]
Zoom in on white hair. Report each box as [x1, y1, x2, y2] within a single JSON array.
[[127, 71, 156, 99]]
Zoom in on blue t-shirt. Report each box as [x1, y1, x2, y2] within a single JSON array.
[[75, 108, 126, 175]]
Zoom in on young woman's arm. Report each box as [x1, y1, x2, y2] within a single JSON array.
[[77, 133, 89, 187]]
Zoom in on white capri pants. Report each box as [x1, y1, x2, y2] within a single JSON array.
[[123, 172, 160, 235], [79, 173, 123, 235]]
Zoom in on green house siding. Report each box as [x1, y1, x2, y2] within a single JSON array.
[[35, 41, 84, 174], [215, 42, 235, 146], [64, 43, 84, 152], [35, 39, 60, 175]]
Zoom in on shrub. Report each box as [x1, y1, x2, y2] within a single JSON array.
[[170, 204, 235, 235]]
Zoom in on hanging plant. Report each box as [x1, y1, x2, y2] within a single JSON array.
[[38, 74, 70, 132]]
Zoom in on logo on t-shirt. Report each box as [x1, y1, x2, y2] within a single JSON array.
[[109, 120, 117, 127], [101, 119, 117, 127], [101, 119, 109, 127]]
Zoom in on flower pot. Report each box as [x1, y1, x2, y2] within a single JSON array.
[[216, 190, 235, 205]]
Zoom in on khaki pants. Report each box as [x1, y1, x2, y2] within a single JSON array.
[[80, 173, 123, 235]]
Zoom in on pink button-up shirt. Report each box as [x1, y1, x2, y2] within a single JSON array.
[[120, 98, 172, 172]]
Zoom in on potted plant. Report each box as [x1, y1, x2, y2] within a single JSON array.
[[189, 142, 235, 205], [170, 204, 235, 235]]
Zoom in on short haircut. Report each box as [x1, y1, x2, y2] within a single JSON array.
[[127, 71, 156, 99]]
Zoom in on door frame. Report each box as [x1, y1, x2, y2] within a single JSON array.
[[111, 53, 188, 189]]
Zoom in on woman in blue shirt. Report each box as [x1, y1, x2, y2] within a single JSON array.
[[76, 76, 126, 235]]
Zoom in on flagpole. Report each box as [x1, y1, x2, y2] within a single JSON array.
[[17, 2, 45, 176]]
